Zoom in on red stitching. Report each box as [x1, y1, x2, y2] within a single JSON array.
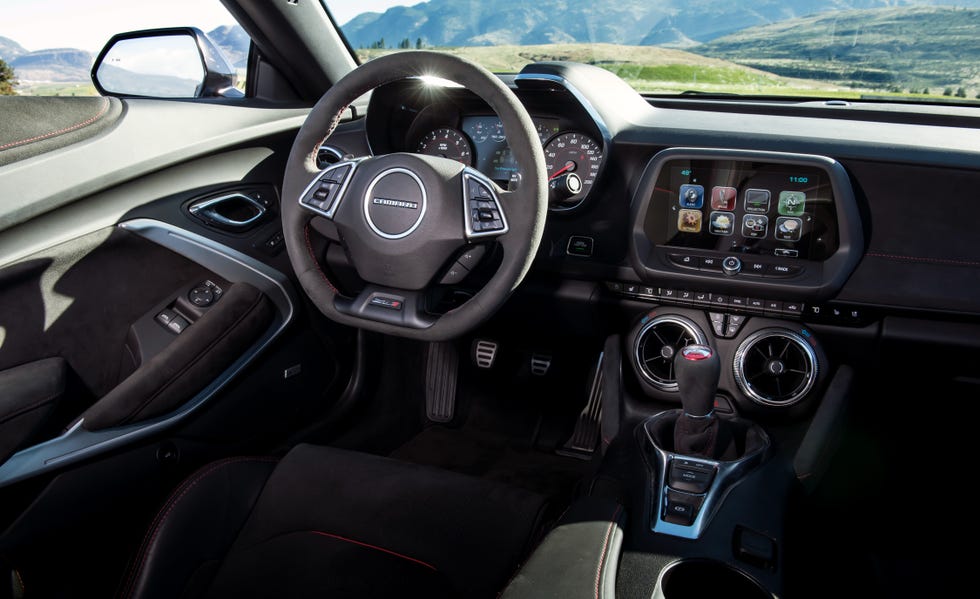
[[307, 530, 437, 571], [304, 223, 339, 293], [0, 98, 111, 151], [121, 457, 277, 599], [594, 505, 622, 599], [866, 252, 980, 267]]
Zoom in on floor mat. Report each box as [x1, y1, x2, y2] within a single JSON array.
[[391, 425, 588, 498]]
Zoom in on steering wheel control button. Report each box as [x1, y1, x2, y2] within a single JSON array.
[[566, 235, 594, 257], [722, 256, 742, 276], [440, 263, 468, 285], [325, 164, 351, 183], [369, 295, 404, 311], [463, 170, 509, 238], [298, 160, 360, 219], [188, 286, 215, 307], [456, 245, 486, 270], [668, 253, 700, 269], [364, 168, 427, 240]]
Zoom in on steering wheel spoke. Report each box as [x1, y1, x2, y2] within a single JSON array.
[[297, 159, 363, 220], [334, 285, 434, 329], [462, 168, 510, 240]]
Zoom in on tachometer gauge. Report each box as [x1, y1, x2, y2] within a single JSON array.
[[416, 128, 474, 166], [544, 132, 603, 207]]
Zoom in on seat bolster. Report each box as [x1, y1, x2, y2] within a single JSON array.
[[120, 457, 278, 599]]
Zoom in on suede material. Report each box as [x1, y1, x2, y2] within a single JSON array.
[[673, 415, 738, 461], [204, 445, 547, 598], [0, 97, 123, 167], [280, 51, 548, 341], [121, 458, 278, 599], [0, 357, 67, 464], [81, 283, 274, 429], [501, 497, 625, 599], [0, 228, 213, 398]]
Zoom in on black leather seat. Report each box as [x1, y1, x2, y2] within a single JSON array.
[[120, 444, 548, 599]]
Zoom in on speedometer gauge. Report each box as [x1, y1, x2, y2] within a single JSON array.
[[416, 128, 474, 166], [544, 132, 603, 207]]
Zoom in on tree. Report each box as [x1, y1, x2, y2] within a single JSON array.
[[943, 87, 953, 96], [0, 58, 17, 96], [956, 87, 967, 98], [398, 37, 410, 49], [416, 37, 423, 49]]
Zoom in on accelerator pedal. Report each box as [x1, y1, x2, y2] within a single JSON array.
[[425, 342, 459, 423], [558, 352, 605, 459]]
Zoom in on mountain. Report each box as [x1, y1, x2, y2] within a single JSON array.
[[10, 48, 93, 82], [339, 0, 980, 48], [0, 36, 27, 62], [207, 25, 249, 69], [697, 6, 980, 89]]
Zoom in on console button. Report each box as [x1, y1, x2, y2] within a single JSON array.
[[625, 284, 639, 295], [641, 286, 658, 297], [747, 298, 765, 311], [722, 256, 742, 276], [783, 301, 804, 315], [766, 264, 803, 277], [669, 459, 716, 494], [678, 289, 694, 302], [709, 312, 726, 337], [668, 254, 700, 269], [730, 296, 747, 309], [156, 310, 177, 327], [607, 281, 623, 292], [700, 256, 722, 272], [661, 288, 677, 299], [664, 499, 697, 525], [726, 314, 747, 337], [713, 395, 735, 414], [188, 286, 214, 307], [743, 260, 767, 276], [711, 294, 729, 307], [166, 315, 190, 334], [694, 291, 710, 303], [765, 300, 784, 314], [566, 236, 594, 257]]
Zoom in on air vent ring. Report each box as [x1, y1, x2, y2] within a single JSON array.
[[733, 328, 818, 407], [633, 314, 708, 392]]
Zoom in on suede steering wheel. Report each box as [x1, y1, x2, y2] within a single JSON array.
[[281, 51, 548, 341]]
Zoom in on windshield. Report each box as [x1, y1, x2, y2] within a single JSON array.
[[325, 0, 980, 104]]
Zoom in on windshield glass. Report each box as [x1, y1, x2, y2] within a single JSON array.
[[324, 0, 980, 104]]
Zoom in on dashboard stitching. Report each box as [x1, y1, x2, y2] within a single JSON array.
[[866, 252, 980, 267], [0, 97, 110, 151]]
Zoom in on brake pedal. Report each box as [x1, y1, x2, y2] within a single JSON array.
[[425, 342, 459, 423], [558, 353, 604, 459], [472, 339, 498, 369], [530, 353, 551, 376]]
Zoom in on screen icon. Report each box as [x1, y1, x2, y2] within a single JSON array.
[[709, 211, 735, 236], [775, 216, 803, 241], [744, 189, 770, 213], [678, 209, 703, 233], [678, 184, 704, 209], [741, 214, 768, 238], [778, 191, 806, 216], [710, 186, 737, 210]]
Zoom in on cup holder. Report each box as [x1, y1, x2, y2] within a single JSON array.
[[652, 559, 774, 599]]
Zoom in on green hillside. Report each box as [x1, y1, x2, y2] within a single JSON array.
[[698, 6, 980, 93]]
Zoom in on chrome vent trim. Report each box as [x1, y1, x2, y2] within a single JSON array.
[[633, 314, 708, 392], [733, 328, 818, 407]]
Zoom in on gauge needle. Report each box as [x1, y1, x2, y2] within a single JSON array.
[[548, 161, 575, 180]]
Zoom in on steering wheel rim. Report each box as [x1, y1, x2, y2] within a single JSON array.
[[281, 51, 548, 341]]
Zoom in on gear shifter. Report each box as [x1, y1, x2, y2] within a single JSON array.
[[673, 345, 736, 459]]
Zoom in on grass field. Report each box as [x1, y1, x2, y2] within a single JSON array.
[[15, 82, 98, 96]]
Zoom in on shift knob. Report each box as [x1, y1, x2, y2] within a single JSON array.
[[674, 345, 720, 417]]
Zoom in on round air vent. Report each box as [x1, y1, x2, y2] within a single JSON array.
[[633, 315, 708, 392], [734, 328, 818, 407], [316, 145, 345, 169]]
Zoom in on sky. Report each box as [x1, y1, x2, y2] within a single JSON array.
[[0, 0, 420, 53]]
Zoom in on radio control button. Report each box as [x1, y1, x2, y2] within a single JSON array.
[[668, 253, 700, 269], [722, 256, 742, 276]]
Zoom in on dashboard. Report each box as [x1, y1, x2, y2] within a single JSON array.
[[331, 64, 980, 326]]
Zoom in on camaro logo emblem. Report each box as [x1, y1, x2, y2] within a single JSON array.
[[372, 197, 418, 210]]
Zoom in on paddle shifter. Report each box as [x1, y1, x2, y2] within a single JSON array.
[[673, 345, 736, 460]]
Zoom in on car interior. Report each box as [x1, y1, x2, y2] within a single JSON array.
[[1, 0, 977, 597]]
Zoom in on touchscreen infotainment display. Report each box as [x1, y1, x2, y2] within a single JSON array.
[[648, 159, 839, 261]]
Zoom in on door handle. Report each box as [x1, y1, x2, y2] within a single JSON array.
[[189, 193, 267, 229]]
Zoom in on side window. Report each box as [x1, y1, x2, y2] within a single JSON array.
[[0, 1, 249, 97]]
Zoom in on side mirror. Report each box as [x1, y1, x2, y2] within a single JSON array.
[[91, 27, 243, 98]]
